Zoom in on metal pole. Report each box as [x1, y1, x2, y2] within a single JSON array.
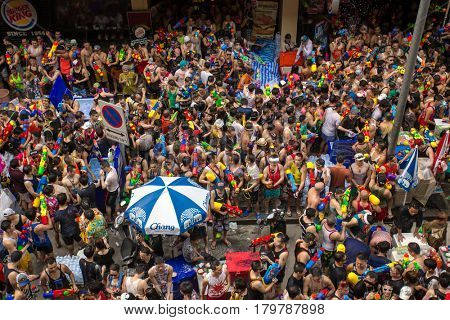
[[443, 1, 450, 28], [388, 0, 431, 156]]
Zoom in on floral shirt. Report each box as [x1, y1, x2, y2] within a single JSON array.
[[86, 214, 108, 240]]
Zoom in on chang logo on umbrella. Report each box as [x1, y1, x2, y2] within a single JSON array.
[[127, 207, 146, 229], [149, 223, 175, 232], [1, 0, 37, 31], [180, 208, 203, 230]]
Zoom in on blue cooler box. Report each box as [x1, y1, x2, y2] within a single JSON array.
[[166, 256, 199, 300]]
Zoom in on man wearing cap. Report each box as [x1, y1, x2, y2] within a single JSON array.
[[350, 153, 372, 189], [174, 60, 188, 88]]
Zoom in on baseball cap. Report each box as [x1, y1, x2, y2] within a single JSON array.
[[70, 39, 77, 46], [399, 286, 412, 300], [94, 45, 101, 50], [16, 273, 30, 287], [2, 208, 15, 218], [354, 153, 365, 161], [179, 60, 188, 68], [214, 119, 224, 128]]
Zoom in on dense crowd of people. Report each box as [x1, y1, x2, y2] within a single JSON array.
[[0, 1, 449, 301]]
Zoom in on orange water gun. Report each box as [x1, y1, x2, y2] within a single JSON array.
[[144, 69, 151, 83], [5, 53, 12, 65], [132, 52, 141, 62], [0, 120, 16, 144], [48, 41, 58, 59], [93, 64, 104, 77], [362, 121, 370, 142]]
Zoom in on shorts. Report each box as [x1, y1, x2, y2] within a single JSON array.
[[213, 215, 230, 233], [35, 243, 53, 254], [17, 251, 32, 271], [264, 187, 281, 199], [321, 133, 336, 144], [106, 189, 119, 207], [374, 207, 388, 222], [191, 225, 207, 239], [321, 250, 334, 270], [18, 192, 32, 202], [62, 232, 82, 246]]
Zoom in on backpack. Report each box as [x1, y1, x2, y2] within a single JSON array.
[[79, 259, 102, 285]]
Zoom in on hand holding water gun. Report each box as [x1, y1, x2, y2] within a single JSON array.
[[43, 288, 76, 299], [173, 17, 188, 29], [222, 166, 239, 192], [264, 84, 271, 97], [306, 247, 324, 270], [340, 187, 351, 215], [148, 101, 160, 119], [362, 121, 370, 142], [192, 149, 199, 176], [0, 120, 16, 144], [249, 233, 279, 248], [170, 111, 178, 123], [93, 64, 104, 77], [48, 41, 58, 59], [160, 134, 167, 157], [17, 222, 31, 250], [263, 263, 280, 285], [317, 193, 331, 212], [183, 110, 195, 130], [285, 169, 297, 193], [52, 132, 63, 155], [201, 141, 213, 151], [36, 176, 48, 194], [180, 131, 188, 152], [213, 202, 242, 217], [306, 162, 315, 187], [37, 147, 48, 176], [39, 194, 49, 225], [5, 53, 12, 65]]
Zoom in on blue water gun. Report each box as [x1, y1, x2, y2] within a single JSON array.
[[306, 248, 324, 270], [285, 169, 297, 193], [36, 175, 48, 194], [263, 263, 280, 285], [160, 134, 167, 157]]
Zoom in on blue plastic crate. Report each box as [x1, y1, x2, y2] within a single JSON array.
[[327, 138, 357, 168]]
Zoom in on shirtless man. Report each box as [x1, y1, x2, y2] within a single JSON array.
[[122, 264, 148, 299], [80, 42, 93, 69], [303, 267, 335, 299], [62, 165, 80, 196], [90, 45, 108, 88], [307, 182, 324, 210]]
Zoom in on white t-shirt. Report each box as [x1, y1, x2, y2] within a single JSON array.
[[200, 70, 212, 85], [321, 107, 341, 137], [105, 167, 119, 192]]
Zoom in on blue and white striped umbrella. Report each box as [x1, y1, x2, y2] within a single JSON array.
[[124, 177, 210, 235]]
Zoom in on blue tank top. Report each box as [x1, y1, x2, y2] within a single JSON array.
[[31, 222, 51, 248]]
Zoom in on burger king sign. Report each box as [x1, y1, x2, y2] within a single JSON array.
[[1, 0, 37, 31]]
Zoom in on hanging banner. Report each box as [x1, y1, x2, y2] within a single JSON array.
[[127, 11, 152, 46], [252, 1, 278, 39]]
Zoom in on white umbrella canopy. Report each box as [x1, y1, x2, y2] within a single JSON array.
[[124, 176, 210, 235]]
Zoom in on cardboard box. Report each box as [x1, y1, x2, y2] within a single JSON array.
[[393, 183, 413, 207], [412, 158, 437, 206]]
